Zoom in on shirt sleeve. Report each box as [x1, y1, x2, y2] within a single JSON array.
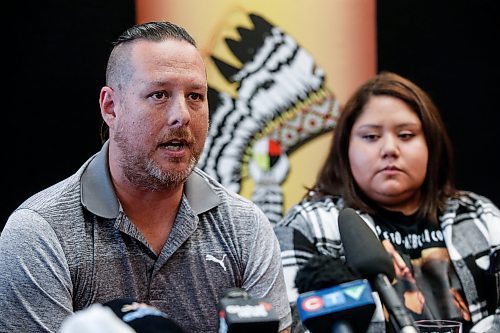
[[0, 209, 73, 333], [241, 205, 292, 332], [478, 196, 500, 330], [273, 202, 324, 303]]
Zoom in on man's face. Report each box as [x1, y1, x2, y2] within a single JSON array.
[[111, 39, 209, 190]]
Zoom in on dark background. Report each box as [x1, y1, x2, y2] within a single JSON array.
[[4, 1, 499, 231]]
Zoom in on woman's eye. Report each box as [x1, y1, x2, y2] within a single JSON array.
[[399, 132, 415, 140], [362, 134, 379, 141]]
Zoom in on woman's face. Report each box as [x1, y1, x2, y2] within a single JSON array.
[[348, 95, 428, 215]]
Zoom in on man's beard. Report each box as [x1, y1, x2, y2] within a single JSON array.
[[114, 129, 201, 191]]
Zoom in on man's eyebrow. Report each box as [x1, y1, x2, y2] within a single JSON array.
[[190, 82, 208, 90]]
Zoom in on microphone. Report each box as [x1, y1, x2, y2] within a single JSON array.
[[104, 298, 186, 333], [217, 287, 280, 333], [295, 254, 376, 333], [59, 298, 186, 333], [338, 208, 419, 333]]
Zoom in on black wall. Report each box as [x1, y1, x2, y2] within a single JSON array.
[[377, 0, 500, 207], [3, 1, 498, 231], [5, 2, 135, 230]]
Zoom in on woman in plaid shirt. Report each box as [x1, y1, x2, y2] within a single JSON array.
[[275, 72, 500, 333]]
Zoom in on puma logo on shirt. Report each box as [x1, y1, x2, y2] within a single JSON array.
[[205, 254, 227, 271]]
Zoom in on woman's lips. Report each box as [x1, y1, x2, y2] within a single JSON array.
[[378, 165, 403, 175]]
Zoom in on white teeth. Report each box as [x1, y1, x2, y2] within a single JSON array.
[[164, 141, 184, 151]]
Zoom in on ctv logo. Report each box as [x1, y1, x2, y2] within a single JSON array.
[[300, 290, 351, 312]]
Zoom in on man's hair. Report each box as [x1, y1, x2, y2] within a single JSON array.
[[106, 21, 197, 88], [310, 71, 457, 223], [112, 21, 196, 47]]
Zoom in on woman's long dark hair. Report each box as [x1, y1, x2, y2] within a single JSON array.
[[311, 71, 457, 223]]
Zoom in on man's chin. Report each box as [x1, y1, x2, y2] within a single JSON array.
[[161, 164, 196, 183], [150, 154, 199, 184]]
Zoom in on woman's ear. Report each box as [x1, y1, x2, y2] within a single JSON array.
[[99, 86, 117, 128]]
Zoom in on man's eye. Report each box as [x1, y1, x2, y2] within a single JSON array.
[[151, 92, 168, 100], [188, 93, 202, 101]]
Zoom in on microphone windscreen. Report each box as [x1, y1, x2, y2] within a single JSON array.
[[104, 298, 186, 333], [338, 208, 395, 281], [59, 303, 136, 333], [294, 254, 361, 294]]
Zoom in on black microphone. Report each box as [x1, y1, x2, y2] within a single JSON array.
[[59, 298, 186, 333], [295, 254, 376, 333], [104, 298, 187, 333], [217, 287, 280, 333], [338, 208, 419, 333]]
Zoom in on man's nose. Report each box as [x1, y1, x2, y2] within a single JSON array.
[[167, 95, 191, 128]]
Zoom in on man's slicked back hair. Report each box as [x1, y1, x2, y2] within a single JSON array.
[[113, 21, 196, 47], [106, 21, 197, 87]]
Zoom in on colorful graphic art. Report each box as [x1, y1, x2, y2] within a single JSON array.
[[198, 13, 340, 223]]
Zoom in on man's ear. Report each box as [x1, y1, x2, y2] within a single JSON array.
[[100, 86, 117, 128]]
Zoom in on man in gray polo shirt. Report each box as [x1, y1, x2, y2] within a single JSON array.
[[0, 21, 292, 333]]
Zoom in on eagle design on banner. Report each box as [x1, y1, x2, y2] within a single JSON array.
[[198, 13, 340, 224]]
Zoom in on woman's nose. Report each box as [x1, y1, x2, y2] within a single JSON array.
[[381, 135, 399, 157]]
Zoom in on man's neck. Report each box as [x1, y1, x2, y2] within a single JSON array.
[[114, 179, 185, 255]]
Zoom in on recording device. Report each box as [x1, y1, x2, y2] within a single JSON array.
[[104, 298, 186, 333], [338, 208, 419, 333], [217, 287, 280, 333], [295, 254, 376, 333], [59, 298, 186, 333]]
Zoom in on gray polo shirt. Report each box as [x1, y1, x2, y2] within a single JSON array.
[[0, 142, 292, 332]]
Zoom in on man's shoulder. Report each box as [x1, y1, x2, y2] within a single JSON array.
[[10, 168, 86, 233], [19, 174, 81, 212], [192, 167, 257, 208], [192, 168, 270, 228], [3, 169, 89, 261]]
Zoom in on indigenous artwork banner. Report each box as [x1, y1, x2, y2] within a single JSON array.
[[136, 0, 376, 224]]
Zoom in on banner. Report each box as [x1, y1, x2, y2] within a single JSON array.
[[136, 0, 376, 224]]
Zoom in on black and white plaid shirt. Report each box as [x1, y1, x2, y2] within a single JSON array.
[[275, 191, 500, 333]]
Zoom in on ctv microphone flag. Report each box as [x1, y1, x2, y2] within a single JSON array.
[[297, 279, 375, 333]]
